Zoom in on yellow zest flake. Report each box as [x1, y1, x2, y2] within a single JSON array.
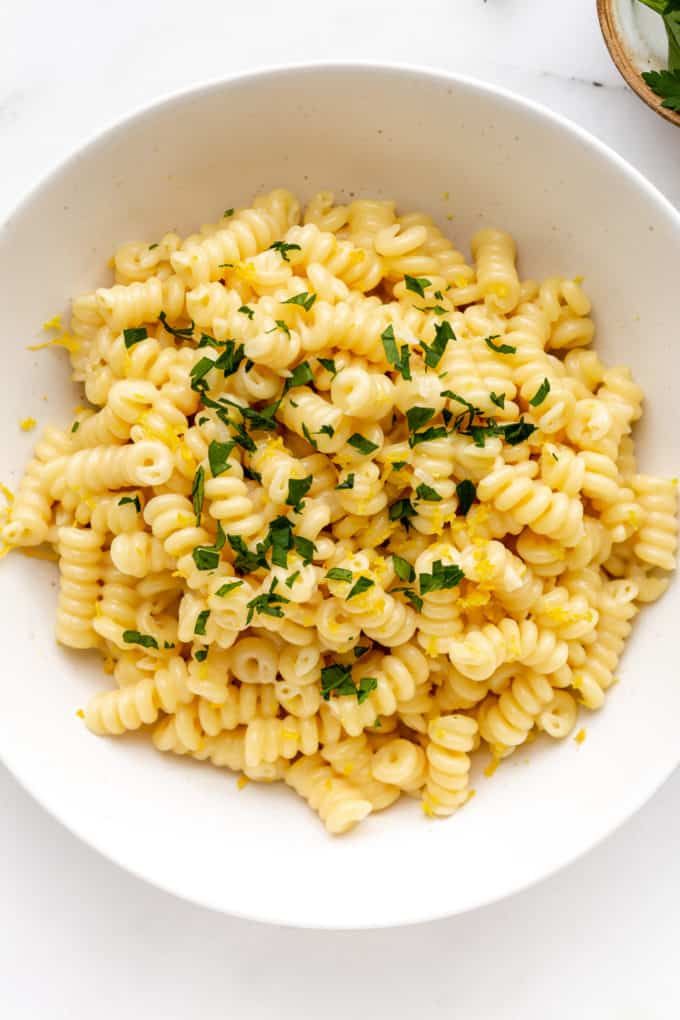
[[28, 333, 81, 354], [341, 762, 354, 776], [324, 778, 333, 792], [76, 708, 85, 719], [573, 275, 584, 285], [441, 191, 450, 201], [483, 756, 500, 778], [458, 589, 491, 610], [424, 637, 440, 658], [626, 510, 640, 528], [175, 512, 195, 528], [574, 728, 587, 745], [233, 260, 257, 283], [19, 547, 59, 563], [19, 417, 37, 432], [0, 483, 15, 505], [472, 546, 495, 583], [544, 605, 592, 627], [42, 314, 63, 331], [348, 249, 365, 266], [466, 788, 476, 802], [102, 657, 115, 675], [237, 775, 250, 790], [422, 799, 435, 817]]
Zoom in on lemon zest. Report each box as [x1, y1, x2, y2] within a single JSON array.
[[42, 314, 63, 331], [28, 333, 81, 354], [574, 728, 587, 745]]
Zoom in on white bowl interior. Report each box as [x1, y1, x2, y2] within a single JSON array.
[[1, 65, 678, 928]]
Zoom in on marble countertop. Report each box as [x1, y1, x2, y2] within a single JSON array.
[[2, 1, 679, 1017]]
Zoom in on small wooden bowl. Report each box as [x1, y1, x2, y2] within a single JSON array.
[[598, 0, 680, 127]]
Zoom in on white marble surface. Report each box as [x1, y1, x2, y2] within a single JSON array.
[[2, 1, 680, 1017]]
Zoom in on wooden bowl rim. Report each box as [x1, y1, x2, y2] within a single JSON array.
[[597, 0, 680, 128]]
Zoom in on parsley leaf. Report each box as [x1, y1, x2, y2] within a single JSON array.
[[285, 571, 300, 589], [284, 361, 314, 390], [381, 325, 412, 380], [501, 418, 537, 445], [194, 648, 208, 662], [642, 68, 680, 112], [215, 581, 243, 597], [268, 241, 301, 262], [529, 378, 551, 406], [406, 406, 435, 432], [389, 498, 417, 528], [320, 663, 357, 700], [484, 335, 516, 355], [301, 423, 317, 449], [326, 567, 353, 582], [347, 433, 379, 455], [317, 357, 337, 375], [191, 466, 205, 524], [268, 516, 294, 568], [123, 326, 148, 348], [335, 473, 355, 490], [283, 291, 317, 311], [208, 439, 235, 477], [224, 208, 234, 217], [409, 426, 448, 448], [455, 479, 476, 516], [194, 610, 210, 636], [357, 677, 378, 704], [404, 274, 431, 298], [227, 533, 269, 574], [419, 560, 465, 594], [490, 391, 506, 409], [159, 311, 194, 339], [391, 587, 424, 612], [421, 321, 455, 368], [239, 305, 254, 319], [415, 482, 442, 502], [118, 495, 141, 512], [346, 576, 375, 601], [286, 475, 313, 511], [293, 535, 316, 564], [123, 630, 158, 649], [392, 554, 415, 582], [246, 589, 290, 624]]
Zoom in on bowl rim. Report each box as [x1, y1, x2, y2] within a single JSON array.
[[2, 60, 680, 929], [597, 0, 680, 129]]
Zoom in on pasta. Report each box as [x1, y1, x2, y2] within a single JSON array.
[[2, 187, 677, 835]]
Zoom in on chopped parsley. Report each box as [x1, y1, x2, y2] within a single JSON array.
[[283, 291, 317, 311], [392, 554, 415, 582], [404, 274, 431, 298], [346, 576, 374, 601], [194, 648, 208, 662], [484, 335, 516, 355], [123, 326, 148, 348], [294, 535, 316, 565], [317, 357, 337, 375], [421, 321, 455, 368], [456, 479, 477, 516], [215, 580, 244, 597], [500, 418, 537, 446], [118, 495, 141, 512], [325, 568, 353, 583], [347, 433, 379, 455], [354, 645, 370, 658], [335, 473, 355, 490], [159, 311, 194, 339], [391, 587, 424, 612], [223, 208, 234, 217], [194, 610, 210, 636], [284, 361, 314, 390], [268, 516, 294, 568], [191, 522, 226, 572], [71, 420, 80, 433], [246, 587, 290, 624], [238, 304, 254, 319], [406, 406, 435, 432], [381, 325, 412, 380], [285, 571, 300, 589], [268, 241, 302, 262], [286, 475, 313, 511], [320, 664, 376, 703], [529, 377, 551, 406], [409, 426, 448, 448], [490, 391, 506, 410], [208, 439, 235, 477], [122, 630, 158, 649], [191, 466, 205, 524], [419, 560, 465, 594], [389, 498, 417, 528], [415, 482, 442, 502]]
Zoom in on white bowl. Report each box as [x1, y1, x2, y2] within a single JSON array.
[[1, 63, 678, 930]]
